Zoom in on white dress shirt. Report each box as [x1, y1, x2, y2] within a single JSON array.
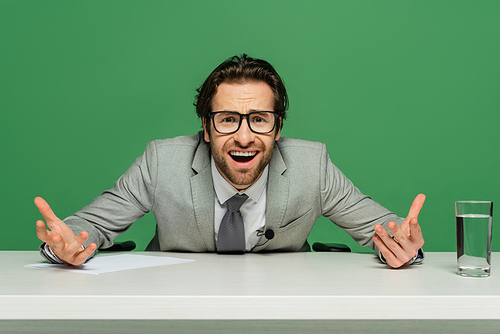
[[211, 157, 267, 251]]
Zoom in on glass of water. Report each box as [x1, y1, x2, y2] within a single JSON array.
[[455, 201, 493, 277]]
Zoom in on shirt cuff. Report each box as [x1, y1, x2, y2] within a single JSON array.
[[406, 248, 425, 265], [39, 242, 65, 264], [39, 242, 96, 265], [378, 248, 425, 266]]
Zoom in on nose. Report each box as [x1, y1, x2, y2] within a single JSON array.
[[233, 117, 255, 147]]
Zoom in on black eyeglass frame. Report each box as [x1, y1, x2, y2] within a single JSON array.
[[209, 111, 280, 134]]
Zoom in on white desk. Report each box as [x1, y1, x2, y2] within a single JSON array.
[[1, 251, 499, 334]]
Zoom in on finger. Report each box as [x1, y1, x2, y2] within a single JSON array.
[[388, 221, 408, 244], [51, 233, 65, 253], [389, 222, 421, 260], [71, 243, 97, 266], [374, 224, 399, 243], [374, 224, 408, 260], [67, 231, 89, 254], [399, 219, 411, 236], [36, 220, 51, 242], [373, 234, 405, 268], [34, 197, 60, 228], [409, 218, 424, 245], [406, 193, 426, 220], [34, 198, 76, 241]]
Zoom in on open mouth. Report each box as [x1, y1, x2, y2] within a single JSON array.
[[229, 151, 257, 164]]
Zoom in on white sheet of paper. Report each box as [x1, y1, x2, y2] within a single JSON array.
[[25, 254, 195, 275]]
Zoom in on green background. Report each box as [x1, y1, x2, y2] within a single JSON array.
[[1, 0, 498, 253]]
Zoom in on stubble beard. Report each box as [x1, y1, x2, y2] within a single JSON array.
[[211, 141, 275, 190]]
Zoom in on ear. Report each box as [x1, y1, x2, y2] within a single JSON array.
[[202, 118, 210, 143], [274, 117, 282, 141]]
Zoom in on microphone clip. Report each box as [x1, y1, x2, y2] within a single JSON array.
[[256, 229, 275, 240]]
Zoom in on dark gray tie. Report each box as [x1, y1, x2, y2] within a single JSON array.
[[217, 193, 248, 254]]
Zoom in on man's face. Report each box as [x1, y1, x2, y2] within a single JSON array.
[[203, 82, 281, 191]]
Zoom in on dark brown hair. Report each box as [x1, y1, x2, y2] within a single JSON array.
[[194, 54, 288, 129]]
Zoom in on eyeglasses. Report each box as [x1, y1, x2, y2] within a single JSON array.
[[209, 111, 279, 134]]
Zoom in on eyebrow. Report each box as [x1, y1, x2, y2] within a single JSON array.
[[218, 109, 272, 112]]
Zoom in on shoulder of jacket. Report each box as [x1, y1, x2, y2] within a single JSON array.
[[147, 132, 203, 151], [276, 137, 325, 151]]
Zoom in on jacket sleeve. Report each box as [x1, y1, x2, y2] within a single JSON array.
[[62, 141, 158, 249], [318, 143, 405, 257]]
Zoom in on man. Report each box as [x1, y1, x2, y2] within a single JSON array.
[[35, 54, 425, 268]]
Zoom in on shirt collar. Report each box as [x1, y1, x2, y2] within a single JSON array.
[[211, 156, 268, 205]]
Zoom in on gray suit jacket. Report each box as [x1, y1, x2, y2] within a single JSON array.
[[65, 132, 403, 253]]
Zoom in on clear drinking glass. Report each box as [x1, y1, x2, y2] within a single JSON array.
[[455, 201, 493, 277]]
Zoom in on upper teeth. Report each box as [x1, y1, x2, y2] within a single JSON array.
[[230, 151, 256, 157]]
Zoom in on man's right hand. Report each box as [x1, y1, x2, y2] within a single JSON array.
[[35, 197, 96, 266]]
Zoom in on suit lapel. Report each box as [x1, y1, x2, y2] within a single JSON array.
[[189, 136, 289, 253], [253, 142, 289, 252], [190, 134, 216, 252]]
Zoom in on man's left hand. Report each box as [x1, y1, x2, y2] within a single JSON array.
[[373, 194, 426, 268]]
